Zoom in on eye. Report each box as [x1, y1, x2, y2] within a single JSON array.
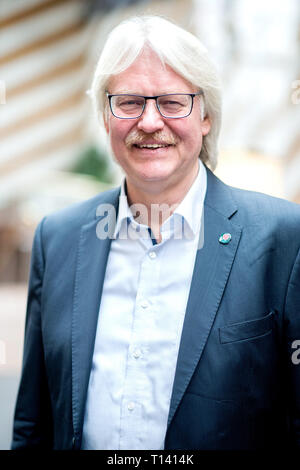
[[156, 94, 191, 116], [116, 97, 144, 108], [160, 99, 182, 106]]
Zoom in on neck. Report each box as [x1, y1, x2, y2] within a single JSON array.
[[125, 162, 199, 242]]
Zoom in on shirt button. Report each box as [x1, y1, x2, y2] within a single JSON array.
[[133, 348, 141, 359], [149, 251, 156, 259], [141, 300, 149, 309], [128, 402, 135, 411]]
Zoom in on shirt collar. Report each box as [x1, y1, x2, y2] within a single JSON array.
[[114, 159, 207, 239], [170, 159, 207, 236], [113, 181, 132, 239]]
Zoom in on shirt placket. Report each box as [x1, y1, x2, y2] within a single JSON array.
[[119, 229, 160, 449]]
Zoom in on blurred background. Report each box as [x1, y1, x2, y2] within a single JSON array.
[[0, 0, 299, 449]]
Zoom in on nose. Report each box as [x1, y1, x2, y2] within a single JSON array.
[[137, 99, 164, 133]]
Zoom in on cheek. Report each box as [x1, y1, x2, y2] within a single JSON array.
[[171, 118, 201, 141], [176, 126, 203, 152], [109, 121, 133, 147]]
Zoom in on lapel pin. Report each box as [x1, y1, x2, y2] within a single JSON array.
[[219, 233, 232, 244]]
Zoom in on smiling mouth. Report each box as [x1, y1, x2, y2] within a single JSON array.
[[133, 143, 174, 149]]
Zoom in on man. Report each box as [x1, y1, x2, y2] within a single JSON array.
[[12, 16, 300, 450]]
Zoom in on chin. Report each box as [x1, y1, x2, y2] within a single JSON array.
[[136, 168, 174, 183], [134, 160, 177, 180]]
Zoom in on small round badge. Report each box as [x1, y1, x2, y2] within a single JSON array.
[[219, 233, 232, 244]]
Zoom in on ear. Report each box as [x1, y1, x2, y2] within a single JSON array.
[[201, 116, 211, 136]]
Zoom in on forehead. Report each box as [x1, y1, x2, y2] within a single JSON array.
[[108, 49, 196, 94]]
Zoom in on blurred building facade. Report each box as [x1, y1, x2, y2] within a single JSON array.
[[194, 0, 300, 202], [0, 0, 196, 284], [0, 0, 93, 284]]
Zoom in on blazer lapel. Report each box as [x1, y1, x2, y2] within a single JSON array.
[[71, 189, 120, 438], [167, 169, 242, 428]]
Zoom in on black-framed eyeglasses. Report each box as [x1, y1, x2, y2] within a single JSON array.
[[106, 92, 203, 119]]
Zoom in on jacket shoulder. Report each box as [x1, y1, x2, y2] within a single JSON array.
[[230, 185, 300, 224], [40, 186, 120, 238]]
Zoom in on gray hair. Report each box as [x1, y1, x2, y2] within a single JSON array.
[[90, 15, 222, 170]]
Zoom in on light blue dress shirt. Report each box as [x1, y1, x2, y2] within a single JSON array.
[[81, 160, 207, 450]]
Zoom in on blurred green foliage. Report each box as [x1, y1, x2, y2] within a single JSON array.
[[71, 145, 113, 183]]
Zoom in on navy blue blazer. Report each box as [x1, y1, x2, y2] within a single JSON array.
[[12, 168, 300, 450]]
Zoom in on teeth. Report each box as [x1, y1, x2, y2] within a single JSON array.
[[137, 144, 169, 148]]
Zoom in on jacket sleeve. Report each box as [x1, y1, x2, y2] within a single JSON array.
[[11, 218, 53, 449], [285, 246, 300, 448]]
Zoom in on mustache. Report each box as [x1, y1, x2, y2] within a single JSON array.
[[125, 130, 179, 148]]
